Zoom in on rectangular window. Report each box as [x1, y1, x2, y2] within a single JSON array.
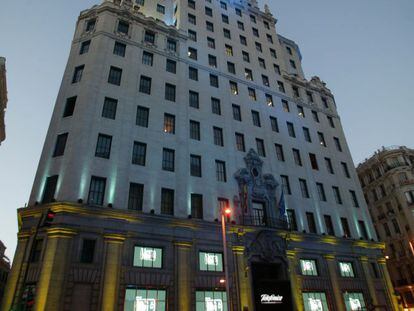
[[235, 133, 245, 152], [232, 104, 241, 121], [207, 37, 215, 49], [80, 239, 96, 263], [327, 116, 335, 128], [53, 133, 68, 157], [215, 160, 227, 182], [270, 48, 277, 58], [275, 144, 285, 162], [223, 28, 231, 39], [344, 292, 366, 311], [42, 175, 58, 204], [322, 97, 329, 108], [163, 113, 175, 134], [220, 1, 227, 9], [165, 83, 176, 102], [270, 116, 278, 132], [255, 42, 262, 52], [196, 291, 227, 310], [227, 62, 236, 74], [290, 59, 297, 69], [80, 40, 91, 54], [318, 132, 326, 147], [248, 88, 257, 101], [309, 153, 318, 170], [113, 41, 126, 57], [316, 183, 326, 201], [299, 179, 309, 198], [306, 212, 317, 233], [307, 91, 314, 103], [162, 148, 175, 172], [236, 8, 242, 16], [282, 100, 290, 112], [108, 66, 122, 85], [242, 51, 250, 62], [208, 54, 217, 67], [206, 21, 214, 32], [190, 155, 202, 177], [341, 217, 351, 238], [85, 19, 96, 32], [230, 81, 238, 95], [303, 127, 311, 142], [30, 239, 43, 263], [124, 288, 166, 311], [252, 110, 261, 127], [117, 20, 129, 34], [281, 175, 291, 194], [334, 137, 343, 152], [211, 98, 221, 115], [339, 262, 355, 277], [302, 293, 329, 311], [325, 157, 334, 174], [191, 193, 203, 218], [205, 6, 213, 17], [213, 127, 224, 146], [300, 259, 318, 276], [190, 120, 200, 140], [189, 91, 199, 108], [88, 176, 106, 205], [161, 188, 174, 215], [141, 51, 154, 66], [252, 27, 259, 37], [358, 220, 369, 239], [256, 139, 266, 157], [287, 122, 296, 137], [72, 65, 84, 83], [63, 96, 76, 117], [133, 246, 162, 268], [136, 106, 149, 127], [238, 22, 245, 31], [139, 75, 152, 94], [333, 186, 342, 204], [287, 209, 298, 231], [312, 110, 319, 122], [166, 59, 176, 73], [324, 215, 335, 235], [250, 14, 256, 23], [132, 142, 146, 166], [157, 4, 165, 14], [128, 183, 143, 210], [226, 44, 234, 56], [274, 64, 281, 75], [189, 67, 198, 81], [199, 252, 223, 272], [210, 74, 219, 87], [95, 134, 112, 159], [188, 0, 195, 9], [102, 97, 117, 119], [350, 190, 359, 207], [293, 149, 302, 166], [167, 38, 177, 51], [222, 14, 229, 23], [188, 29, 197, 41], [188, 13, 196, 25], [144, 30, 155, 44]]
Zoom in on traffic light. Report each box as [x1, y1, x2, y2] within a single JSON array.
[[42, 209, 56, 227]]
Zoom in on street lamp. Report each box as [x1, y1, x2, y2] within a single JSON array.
[[221, 205, 232, 311]]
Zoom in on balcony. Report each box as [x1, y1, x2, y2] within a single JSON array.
[[239, 215, 288, 229]]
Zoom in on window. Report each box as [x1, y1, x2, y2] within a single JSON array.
[[277, 81, 285, 93], [163, 113, 175, 134], [287, 122, 295, 137], [188, 29, 197, 41], [262, 75, 269, 87], [299, 179, 310, 198], [42, 175, 58, 204], [196, 291, 227, 311], [293, 149, 302, 166], [128, 183, 143, 210], [139, 76, 152, 94], [281, 175, 291, 194], [238, 22, 245, 31], [80, 239, 96, 263], [102, 97, 117, 119], [327, 116, 335, 128], [227, 62, 235, 74], [207, 37, 215, 49], [132, 142, 146, 166], [332, 186, 343, 204], [306, 91, 314, 103], [282, 100, 290, 112], [358, 220, 369, 239], [191, 193, 203, 218], [53, 133, 68, 157], [292, 86, 300, 98], [302, 293, 329, 311], [341, 217, 351, 237], [274, 64, 281, 75], [88, 176, 106, 205], [235, 8, 242, 16], [189, 91, 199, 108], [223, 28, 231, 39], [325, 157, 334, 174], [220, 1, 227, 10], [341, 162, 350, 178], [72, 65, 84, 83], [144, 30, 155, 44], [63, 96, 76, 117], [213, 127, 224, 146], [245, 69, 253, 81], [235, 133, 245, 152], [248, 88, 256, 101], [270, 48, 277, 58], [287, 209, 298, 231], [324, 215, 335, 235], [256, 139, 266, 157], [404, 190, 414, 204], [133, 246, 162, 268], [316, 183, 326, 201], [108, 66, 122, 85], [255, 42, 262, 52], [210, 74, 219, 87], [225, 44, 233, 56], [113, 41, 126, 57], [270, 117, 278, 132], [339, 262, 355, 277], [322, 97, 329, 108], [190, 120, 200, 140], [166, 59, 176, 73], [222, 14, 229, 24], [85, 19, 96, 32], [297, 105, 305, 118], [232, 104, 241, 121], [136, 106, 149, 127], [165, 83, 176, 102], [206, 21, 214, 32], [309, 153, 318, 170], [252, 110, 261, 127], [242, 51, 250, 62], [311, 110, 319, 122], [216, 160, 227, 182], [199, 252, 223, 271], [188, 13, 196, 25], [306, 212, 317, 233], [188, 0, 195, 9], [334, 137, 343, 152], [230, 81, 238, 95], [343, 292, 366, 311], [275, 144, 285, 161], [124, 289, 166, 310], [80, 40, 90, 54], [205, 6, 213, 17], [303, 127, 311, 142], [30, 239, 43, 263], [211, 98, 221, 115], [208, 54, 217, 67], [300, 259, 318, 276], [189, 67, 198, 81], [167, 38, 177, 52], [161, 188, 174, 215], [252, 28, 259, 37], [190, 155, 202, 177], [259, 58, 266, 69], [95, 134, 112, 159], [188, 47, 197, 60], [117, 20, 129, 34], [318, 132, 326, 147], [162, 148, 175, 172], [157, 4, 165, 14], [267, 34, 273, 43], [264, 20, 270, 29], [290, 59, 297, 69], [250, 14, 256, 23]]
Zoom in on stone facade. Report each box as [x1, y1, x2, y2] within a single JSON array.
[[0, 241, 10, 307], [0, 57, 7, 145], [357, 146, 414, 309]]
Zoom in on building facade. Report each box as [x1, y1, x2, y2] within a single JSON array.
[[3, 0, 399, 310], [0, 57, 7, 145], [357, 146, 414, 310], [0, 241, 10, 307]]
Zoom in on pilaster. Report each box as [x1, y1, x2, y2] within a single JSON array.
[[174, 241, 192, 311], [323, 254, 345, 311], [286, 250, 303, 311], [377, 258, 399, 310], [232, 246, 252, 311], [359, 256, 378, 306]]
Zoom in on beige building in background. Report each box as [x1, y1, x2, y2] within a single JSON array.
[[357, 146, 414, 310], [0, 241, 10, 307], [0, 57, 7, 145]]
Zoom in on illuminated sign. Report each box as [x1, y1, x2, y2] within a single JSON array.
[[133, 246, 162, 268], [300, 259, 318, 276], [309, 298, 323, 311], [199, 252, 223, 272], [140, 248, 157, 262], [339, 262, 354, 277], [135, 296, 156, 311], [204, 253, 218, 266], [349, 298, 362, 310], [261, 294, 283, 304], [205, 297, 224, 311]]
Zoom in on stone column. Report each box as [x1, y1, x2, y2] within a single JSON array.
[[101, 233, 126, 311], [359, 256, 379, 306], [1, 231, 31, 311], [174, 241, 192, 311], [286, 250, 303, 311], [324, 254, 345, 311], [34, 227, 77, 311], [377, 258, 400, 310], [232, 246, 253, 311]]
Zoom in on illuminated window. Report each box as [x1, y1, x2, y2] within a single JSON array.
[[163, 113, 175, 134], [343, 292, 366, 311], [302, 292, 329, 311], [339, 262, 355, 277], [229, 81, 238, 95], [199, 252, 223, 271], [225, 44, 233, 56], [124, 288, 166, 311], [300, 259, 318, 276], [133, 246, 162, 268], [196, 291, 227, 311]]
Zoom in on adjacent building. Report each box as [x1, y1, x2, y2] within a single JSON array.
[[357, 146, 414, 310], [0, 57, 7, 145], [0, 241, 10, 307], [3, 0, 399, 310]]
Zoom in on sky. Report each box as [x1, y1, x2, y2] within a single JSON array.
[[0, 0, 413, 259]]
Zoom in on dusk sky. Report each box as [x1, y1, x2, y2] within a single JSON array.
[[0, 0, 413, 259]]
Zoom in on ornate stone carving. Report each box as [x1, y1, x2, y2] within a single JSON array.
[[245, 230, 287, 264]]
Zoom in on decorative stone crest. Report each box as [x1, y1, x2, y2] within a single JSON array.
[[245, 230, 287, 263]]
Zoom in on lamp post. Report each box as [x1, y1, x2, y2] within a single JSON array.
[[221, 206, 232, 311]]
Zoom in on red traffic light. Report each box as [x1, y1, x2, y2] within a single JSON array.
[[224, 207, 231, 215], [42, 209, 56, 227]]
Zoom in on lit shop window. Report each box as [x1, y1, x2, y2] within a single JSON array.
[[133, 246, 162, 268], [302, 292, 329, 311], [196, 291, 227, 311], [124, 288, 166, 311], [343, 292, 366, 311], [300, 259, 318, 276], [199, 252, 223, 272], [339, 262, 355, 277]]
